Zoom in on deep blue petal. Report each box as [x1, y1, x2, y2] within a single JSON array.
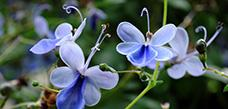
[[57, 75, 87, 109], [127, 45, 157, 67]]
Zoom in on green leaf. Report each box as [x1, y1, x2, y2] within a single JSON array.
[[223, 85, 228, 92], [168, 0, 191, 11]]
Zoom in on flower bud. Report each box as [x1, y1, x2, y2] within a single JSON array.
[[196, 39, 207, 68], [196, 39, 206, 54], [32, 81, 40, 87]]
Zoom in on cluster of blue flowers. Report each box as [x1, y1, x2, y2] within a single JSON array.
[[30, 5, 118, 109], [116, 8, 222, 79], [30, 4, 223, 108]]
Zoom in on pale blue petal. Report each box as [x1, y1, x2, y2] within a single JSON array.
[[30, 39, 59, 54], [147, 59, 165, 69], [55, 23, 73, 39], [34, 16, 49, 36], [83, 80, 101, 106], [50, 67, 78, 88], [117, 22, 145, 43], [116, 42, 142, 55], [72, 18, 86, 41], [169, 27, 189, 59], [59, 42, 85, 72], [85, 66, 119, 89], [153, 46, 173, 61], [127, 45, 157, 67], [57, 76, 86, 109], [150, 24, 176, 46], [184, 56, 205, 76], [167, 64, 186, 79], [55, 34, 72, 46]]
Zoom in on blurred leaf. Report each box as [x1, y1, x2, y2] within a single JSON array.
[[223, 84, 228, 92], [168, 0, 191, 11]]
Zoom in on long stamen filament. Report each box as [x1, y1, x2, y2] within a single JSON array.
[[206, 25, 223, 46], [95, 24, 107, 45], [141, 8, 150, 32], [83, 25, 110, 70], [63, 5, 83, 22], [195, 26, 207, 41]]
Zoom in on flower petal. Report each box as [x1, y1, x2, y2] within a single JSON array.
[[85, 66, 119, 89], [55, 22, 73, 39], [147, 59, 165, 69], [30, 39, 59, 54], [169, 27, 189, 59], [72, 18, 86, 40], [167, 64, 186, 79], [116, 42, 142, 55], [34, 16, 49, 36], [184, 56, 205, 76], [150, 24, 176, 46], [117, 22, 145, 43], [55, 34, 72, 46], [59, 42, 85, 71], [127, 45, 157, 67], [152, 46, 173, 61], [50, 67, 78, 88], [57, 76, 86, 109], [83, 80, 101, 106]]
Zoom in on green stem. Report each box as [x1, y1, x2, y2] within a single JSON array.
[[0, 96, 9, 108], [162, 0, 168, 26], [12, 101, 40, 109], [125, 0, 167, 107], [204, 67, 228, 79], [39, 85, 59, 93], [125, 62, 160, 109], [125, 81, 156, 109], [152, 62, 160, 80], [117, 70, 141, 75]]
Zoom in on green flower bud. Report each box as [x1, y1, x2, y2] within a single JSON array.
[[196, 39, 207, 68], [32, 81, 40, 87]]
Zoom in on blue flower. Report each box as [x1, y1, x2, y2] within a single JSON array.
[[30, 19, 86, 54], [50, 42, 119, 109], [32, 4, 54, 38], [88, 7, 107, 30], [116, 22, 176, 67], [167, 27, 205, 79]]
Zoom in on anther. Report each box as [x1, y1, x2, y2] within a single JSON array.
[[146, 32, 153, 40], [62, 5, 84, 22]]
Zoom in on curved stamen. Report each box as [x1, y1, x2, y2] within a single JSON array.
[[83, 25, 110, 71], [206, 24, 223, 46], [195, 26, 207, 41], [63, 5, 83, 22], [181, 23, 224, 62], [141, 8, 150, 32]]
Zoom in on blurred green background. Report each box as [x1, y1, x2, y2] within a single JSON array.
[[0, 0, 228, 109]]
